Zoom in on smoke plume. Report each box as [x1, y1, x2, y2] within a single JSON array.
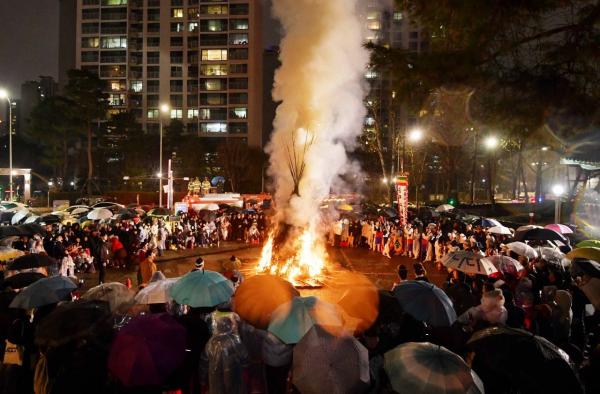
[[266, 0, 369, 234]]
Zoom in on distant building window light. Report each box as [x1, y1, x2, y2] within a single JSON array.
[[367, 21, 381, 30], [188, 22, 199, 32], [201, 49, 227, 61], [233, 107, 247, 119], [172, 8, 183, 18], [201, 122, 227, 133], [365, 117, 375, 126], [170, 109, 183, 119], [365, 70, 377, 79], [131, 80, 143, 92], [367, 11, 379, 20], [188, 109, 199, 119], [393, 12, 403, 21], [147, 109, 159, 119]]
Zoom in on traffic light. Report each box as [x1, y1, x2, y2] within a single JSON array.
[[447, 197, 456, 206]]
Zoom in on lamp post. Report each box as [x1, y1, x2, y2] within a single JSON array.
[[406, 127, 423, 208], [0, 89, 13, 201], [159, 104, 170, 207], [552, 184, 564, 223], [484, 135, 499, 207], [47, 181, 53, 208]]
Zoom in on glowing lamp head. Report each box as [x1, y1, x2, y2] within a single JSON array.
[[160, 104, 170, 114], [156, 172, 163, 178], [408, 127, 423, 143], [552, 184, 565, 196], [0, 89, 8, 99], [484, 136, 499, 150]]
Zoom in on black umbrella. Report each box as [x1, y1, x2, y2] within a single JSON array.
[[1, 272, 46, 289], [0, 211, 15, 224], [570, 259, 600, 278], [6, 254, 57, 271], [36, 214, 62, 225], [148, 207, 170, 217], [199, 210, 217, 221], [0, 225, 23, 238], [467, 326, 582, 394], [16, 223, 46, 236], [513, 228, 567, 243], [35, 300, 113, 348]]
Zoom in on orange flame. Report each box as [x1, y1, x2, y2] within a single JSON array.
[[257, 228, 327, 283]]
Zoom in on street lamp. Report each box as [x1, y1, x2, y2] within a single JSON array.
[[484, 135, 499, 150], [407, 127, 423, 143], [0, 89, 13, 201], [484, 135, 499, 206], [552, 184, 565, 223], [47, 181, 53, 208], [159, 104, 170, 207]]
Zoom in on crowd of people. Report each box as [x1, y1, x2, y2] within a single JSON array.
[[0, 207, 598, 394]]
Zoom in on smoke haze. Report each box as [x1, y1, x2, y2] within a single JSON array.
[[266, 0, 369, 232]]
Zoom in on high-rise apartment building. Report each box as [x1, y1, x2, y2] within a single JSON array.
[[74, 0, 263, 147]]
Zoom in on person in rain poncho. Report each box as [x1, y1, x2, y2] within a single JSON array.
[[458, 285, 508, 329], [202, 314, 248, 394]]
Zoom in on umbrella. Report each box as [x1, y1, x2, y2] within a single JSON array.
[[71, 207, 90, 215], [441, 251, 498, 276], [233, 274, 299, 329], [335, 272, 379, 334], [0, 225, 24, 238], [10, 275, 76, 309], [516, 225, 543, 232], [24, 215, 39, 224], [544, 223, 573, 235], [0, 211, 15, 224], [211, 175, 225, 186], [481, 255, 524, 275], [479, 218, 501, 228], [487, 225, 512, 235], [268, 296, 344, 344], [206, 203, 220, 211], [199, 210, 217, 221], [10, 210, 29, 225], [16, 223, 46, 236], [505, 241, 538, 259], [337, 204, 353, 212], [383, 207, 398, 218], [108, 313, 186, 387], [1, 272, 46, 289], [567, 247, 600, 262], [36, 214, 62, 224], [576, 240, 600, 249], [392, 281, 457, 327], [292, 326, 370, 394], [82, 282, 135, 313], [169, 269, 234, 307], [87, 208, 113, 221], [513, 228, 567, 243], [467, 326, 582, 394], [0, 247, 24, 263], [435, 204, 455, 213], [134, 278, 178, 305], [35, 300, 113, 348], [569, 259, 600, 278], [6, 253, 56, 271], [539, 247, 569, 267], [147, 207, 170, 217], [384, 342, 484, 394]]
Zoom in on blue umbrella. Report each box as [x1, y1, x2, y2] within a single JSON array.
[[392, 281, 457, 327], [169, 270, 234, 307], [10, 275, 76, 309], [211, 176, 225, 186]]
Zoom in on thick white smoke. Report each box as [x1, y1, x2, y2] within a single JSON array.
[[266, 0, 369, 233]]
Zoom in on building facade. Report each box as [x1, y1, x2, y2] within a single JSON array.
[[74, 0, 263, 147]]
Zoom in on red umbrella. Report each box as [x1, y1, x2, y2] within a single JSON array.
[[108, 313, 186, 387]]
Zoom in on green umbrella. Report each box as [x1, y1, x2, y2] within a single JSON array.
[[9, 275, 76, 309], [169, 270, 233, 307], [268, 296, 344, 344], [384, 342, 484, 394], [576, 240, 600, 249]]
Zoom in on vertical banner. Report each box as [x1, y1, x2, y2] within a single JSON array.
[[396, 175, 409, 226]]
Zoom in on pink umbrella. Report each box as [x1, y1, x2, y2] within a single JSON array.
[[544, 224, 573, 235]]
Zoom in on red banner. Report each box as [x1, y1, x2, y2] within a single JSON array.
[[395, 175, 409, 226]]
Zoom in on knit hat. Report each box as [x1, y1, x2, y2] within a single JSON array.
[[195, 257, 204, 269]]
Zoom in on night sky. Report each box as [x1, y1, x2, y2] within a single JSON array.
[[0, 0, 59, 99]]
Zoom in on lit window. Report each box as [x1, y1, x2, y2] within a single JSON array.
[[367, 21, 381, 30], [203, 79, 224, 91], [365, 70, 377, 79], [108, 93, 125, 106], [187, 109, 199, 119], [204, 5, 228, 15], [170, 109, 183, 119], [201, 49, 227, 61], [367, 11, 379, 20], [201, 64, 227, 76], [188, 22, 199, 32], [131, 80, 143, 92], [199, 109, 210, 120], [101, 36, 127, 49], [230, 19, 248, 30], [171, 8, 183, 18], [233, 107, 247, 119], [230, 33, 248, 45], [393, 12, 403, 21], [110, 81, 123, 91], [82, 37, 99, 48], [102, 0, 127, 5], [207, 20, 226, 32], [365, 116, 375, 126], [147, 109, 159, 119], [201, 122, 227, 133]]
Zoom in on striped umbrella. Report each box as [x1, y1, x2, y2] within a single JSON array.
[[442, 251, 498, 276], [384, 342, 483, 394], [292, 325, 370, 394]]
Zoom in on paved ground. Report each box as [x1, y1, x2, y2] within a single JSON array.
[[79, 242, 448, 303]]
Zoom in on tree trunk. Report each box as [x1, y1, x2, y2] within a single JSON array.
[[62, 139, 69, 189], [470, 132, 478, 205], [87, 123, 93, 197], [487, 154, 495, 207]]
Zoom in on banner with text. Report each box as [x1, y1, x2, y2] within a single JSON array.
[[396, 175, 409, 226]]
